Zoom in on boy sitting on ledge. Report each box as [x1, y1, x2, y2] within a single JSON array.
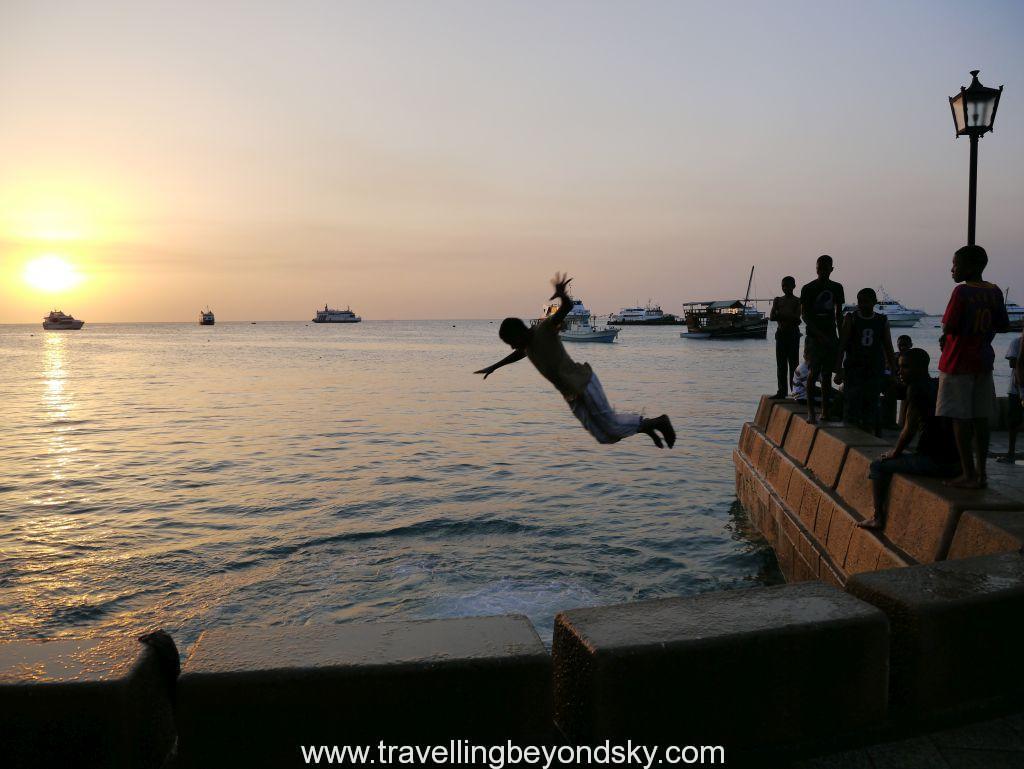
[[859, 348, 960, 530], [475, 273, 675, 448]]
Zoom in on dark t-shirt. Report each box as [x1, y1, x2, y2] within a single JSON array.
[[844, 311, 889, 374], [911, 378, 959, 465], [800, 278, 845, 341]]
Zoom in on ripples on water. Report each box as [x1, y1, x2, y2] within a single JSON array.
[[17, 316, 972, 651]]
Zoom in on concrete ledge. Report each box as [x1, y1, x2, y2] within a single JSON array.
[[835, 445, 882, 520], [885, 475, 1023, 563], [806, 427, 890, 490], [847, 553, 1024, 719], [783, 414, 818, 466], [175, 616, 551, 767], [754, 394, 776, 430], [0, 636, 176, 769], [767, 403, 803, 446], [948, 510, 1024, 560], [552, 582, 889, 750]]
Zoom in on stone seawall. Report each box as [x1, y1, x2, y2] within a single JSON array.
[[3, 397, 1023, 768]]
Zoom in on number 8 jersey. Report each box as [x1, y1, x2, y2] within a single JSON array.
[[845, 311, 889, 374]]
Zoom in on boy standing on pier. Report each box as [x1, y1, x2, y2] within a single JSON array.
[[937, 245, 1009, 488], [770, 276, 801, 399], [475, 273, 676, 449], [998, 332, 1021, 464], [800, 255, 845, 424], [835, 288, 896, 435]]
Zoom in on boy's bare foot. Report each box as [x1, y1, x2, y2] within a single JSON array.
[[657, 415, 676, 448], [769, 392, 786, 400], [807, 414, 818, 425], [646, 430, 664, 449], [996, 455, 1017, 464], [857, 517, 883, 530]]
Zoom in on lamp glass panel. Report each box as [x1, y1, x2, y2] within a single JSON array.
[[950, 93, 967, 133], [965, 92, 998, 129]]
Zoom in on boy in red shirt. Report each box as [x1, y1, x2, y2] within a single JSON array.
[[937, 245, 1010, 488]]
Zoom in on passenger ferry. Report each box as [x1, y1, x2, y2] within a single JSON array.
[[608, 303, 682, 325], [199, 308, 215, 326], [312, 305, 361, 323], [842, 287, 926, 328], [539, 298, 619, 343], [42, 310, 84, 330]]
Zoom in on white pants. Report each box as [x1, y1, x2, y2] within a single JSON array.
[[569, 374, 641, 444]]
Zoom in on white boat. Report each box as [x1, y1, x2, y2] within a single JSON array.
[[42, 310, 84, 330], [199, 308, 215, 326], [842, 287, 926, 328], [539, 298, 619, 343], [608, 303, 681, 325], [312, 304, 361, 323], [1004, 289, 1023, 332]]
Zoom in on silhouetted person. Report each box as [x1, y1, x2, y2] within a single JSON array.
[[770, 276, 801, 398], [835, 288, 895, 435], [997, 332, 1021, 464], [475, 273, 675, 448], [799, 255, 845, 424], [858, 349, 960, 529], [937, 245, 1009, 488], [883, 334, 915, 427]]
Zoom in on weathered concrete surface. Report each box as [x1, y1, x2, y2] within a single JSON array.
[[847, 553, 1024, 719], [949, 510, 1024, 560], [835, 445, 883, 520], [552, 582, 889, 750], [885, 475, 1023, 563], [0, 636, 175, 769], [783, 413, 818, 466], [754, 394, 776, 430], [806, 427, 889, 490], [175, 616, 552, 767], [767, 402, 803, 446]]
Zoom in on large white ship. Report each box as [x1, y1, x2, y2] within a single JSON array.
[[843, 287, 926, 328], [608, 303, 682, 325], [539, 298, 619, 343], [312, 305, 361, 323], [42, 310, 84, 330]]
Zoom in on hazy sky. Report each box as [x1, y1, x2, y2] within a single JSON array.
[[2, 0, 1022, 321]]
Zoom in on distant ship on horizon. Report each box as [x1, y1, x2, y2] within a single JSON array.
[[42, 310, 84, 330], [200, 308, 215, 326], [312, 304, 361, 323]]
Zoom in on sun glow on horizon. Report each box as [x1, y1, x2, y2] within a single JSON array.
[[23, 255, 84, 293]]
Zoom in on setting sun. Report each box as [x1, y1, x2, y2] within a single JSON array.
[[23, 255, 83, 293]]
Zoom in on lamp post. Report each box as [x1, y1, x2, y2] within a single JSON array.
[[948, 70, 1003, 245]]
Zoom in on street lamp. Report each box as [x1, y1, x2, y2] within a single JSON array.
[[948, 70, 1003, 246]]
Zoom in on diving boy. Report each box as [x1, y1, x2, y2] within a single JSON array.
[[475, 273, 675, 448]]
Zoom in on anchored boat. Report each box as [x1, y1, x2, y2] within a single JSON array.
[[608, 303, 682, 325], [681, 266, 768, 339], [312, 305, 361, 323], [199, 308, 215, 326], [539, 297, 619, 343], [42, 310, 84, 330]]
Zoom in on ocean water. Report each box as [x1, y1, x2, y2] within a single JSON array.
[[1, 317, 1007, 652]]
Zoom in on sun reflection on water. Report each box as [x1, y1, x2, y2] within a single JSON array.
[[41, 333, 75, 500]]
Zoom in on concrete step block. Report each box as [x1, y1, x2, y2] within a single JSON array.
[[755, 394, 776, 430], [845, 527, 894, 576], [176, 616, 551, 768], [835, 446, 884, 520], [885, 475, 1023, 563], [824, 498, 859, 571], [797, 474, 826, 532], [0, 635, 176, 769], [783, 414, 818, 465], [847, 553, 1024, 718], [767, 403, 803, 446], [766, 449, 799, 499], [745, 427, 775, 474], [806, 427, 891, 490], [552, 583, 889, 750], [948, 510, 1024, 560], [784, 468, 813, 519]]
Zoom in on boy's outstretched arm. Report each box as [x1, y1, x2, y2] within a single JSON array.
[[474, 349, 526, 379]]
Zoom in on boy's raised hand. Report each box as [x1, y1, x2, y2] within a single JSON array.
[[550, 272, 573, 300]]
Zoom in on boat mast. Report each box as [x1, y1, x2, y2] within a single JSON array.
[[743, 265, 755, 307]]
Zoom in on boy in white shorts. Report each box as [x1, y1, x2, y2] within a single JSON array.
[[475, 273, 675, 448], [936, 245, 1009, 487]]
